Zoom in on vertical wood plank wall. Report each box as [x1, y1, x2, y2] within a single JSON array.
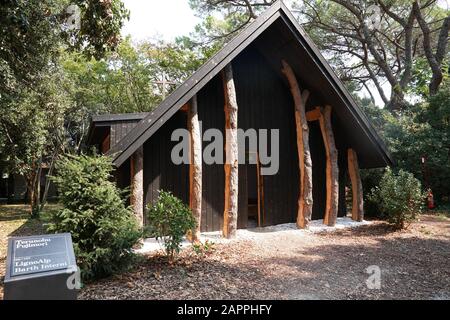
[[233, 48, 299, 227], [143, 112, 190, 219], [110, 121, 140, 147]]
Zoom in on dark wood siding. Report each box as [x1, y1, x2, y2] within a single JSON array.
[[310, 121, 327, 220], [111, 121, 140, 148], [143, 112, 189, 224], [233, 47, 299, 227], [197, 76, 226, 232]]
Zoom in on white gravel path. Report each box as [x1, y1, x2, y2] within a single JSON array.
[[136, 217, 372, 254]]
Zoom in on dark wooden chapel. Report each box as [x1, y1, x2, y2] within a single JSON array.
[[87, 1, 392, 239]]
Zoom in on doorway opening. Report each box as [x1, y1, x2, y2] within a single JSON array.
[[247, 152, 264, 228]]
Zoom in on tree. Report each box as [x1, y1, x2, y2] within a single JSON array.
[[60, 38, 160, 149], [188, 0, 450, 109], [0, 0, 129, 215], [62, 0, 129, 60], [0, 0, 60, 101], [140, 38, 206, 92], [301, 0, 449, 109], [0, 0, 129, 100], [48, 154, 141, 279], [60, 37, 205, 151], [360, 83, 450, 205], [0, 67, 70, 215], [412, 0, 450, 95]]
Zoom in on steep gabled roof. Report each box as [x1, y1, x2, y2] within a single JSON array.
[[107, 1, 393, 168]]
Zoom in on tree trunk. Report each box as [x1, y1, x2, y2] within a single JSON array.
[[222, 63, 239, 239], [348, 149, 364, 221], [27, 179, 36, 216], [413, 1, 450, 95], [130, 145, 144, 228], [40, 151, 58, 212], [27, 157, 42, 217], [35, 165, 42, 210], [318, 106, 339, 226], [281, 60, 313, 229], [188, 95, 202, 241]]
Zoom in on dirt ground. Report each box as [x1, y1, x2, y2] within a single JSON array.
[[1, 205, 449, 300]]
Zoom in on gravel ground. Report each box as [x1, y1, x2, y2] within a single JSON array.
[[1, 205, 448, 300], [79, 214, 450, 300]]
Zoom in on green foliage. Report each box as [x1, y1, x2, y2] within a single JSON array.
[[368, 168, 424, 229], [360, 85, 450, 206], [60, 38, 159, 128], [47, 154, 141, 280], [63, 0, 129, 60], [192, 240, 215, 257], [187, 0, 273, 59], [0, 0, 128, 99], [60, 36, 206, 146], [0, 0, 130, 213], [0, 64, 71, 214], [140, 38, 205, 89], [0, 0, 62, 98], [145, 191, 196, 260]]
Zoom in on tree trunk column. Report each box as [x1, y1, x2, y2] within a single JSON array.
[[188, 95, 202, 241], [318, 105, 339, 226], [281, 60, 313, 229], [222, 63, 239, 239], [131, 145, 144, 227], [348, 149, 364, 221]]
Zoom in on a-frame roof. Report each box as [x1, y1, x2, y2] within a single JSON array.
[[107, 1, 393, 168]]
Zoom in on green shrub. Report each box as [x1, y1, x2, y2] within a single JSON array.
[[192, 240, 215, 257], [48, 154, 141, 280], [368, 168, 424, 229], [145, 191, 196, 260]]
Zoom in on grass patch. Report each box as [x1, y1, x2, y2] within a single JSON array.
[[0, 204, 60, 260], [428, 204, 450, 221]]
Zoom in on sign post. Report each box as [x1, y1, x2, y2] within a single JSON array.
[[3, 233, 79, 300]]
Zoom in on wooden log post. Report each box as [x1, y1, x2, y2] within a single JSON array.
[[188, 95, 202, 241], [281, 60, 313, 229], [130, 145, 144, 227], [348, 149, 364, 221], [318, 105, 339, 226], [222, 63, 239, 239]]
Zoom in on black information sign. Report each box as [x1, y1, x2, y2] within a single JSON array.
[[10, 234, 71, 277], [4, 233, 78, 300]]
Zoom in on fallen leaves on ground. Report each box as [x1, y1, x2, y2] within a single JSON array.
[[80, 214, 450, 300], [1, 205, 448, 300]]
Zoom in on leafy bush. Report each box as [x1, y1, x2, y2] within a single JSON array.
[[48, 154, 141, 280], [368, 168, 424, 229], [192, 240, 215, 257], [361, 168, 385, 217], [146, 191, 196, 260]]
